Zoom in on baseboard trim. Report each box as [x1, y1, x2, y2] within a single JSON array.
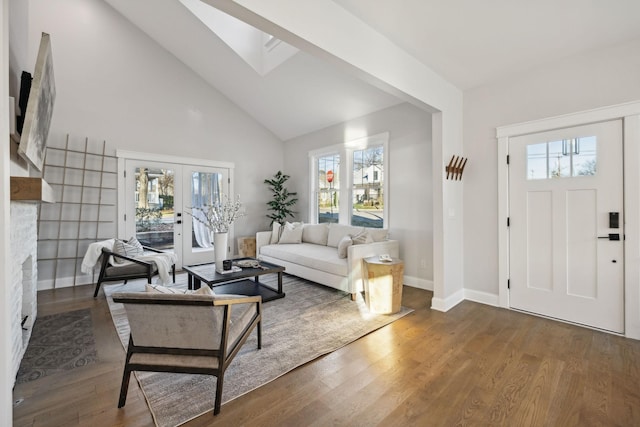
[[403, 275, 433, 291], [464, 289, 499, 307], [38, 275, 94, 290], [431, 288, 465, 312]]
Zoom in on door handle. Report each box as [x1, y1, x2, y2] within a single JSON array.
[[598, 233, 620, 241]]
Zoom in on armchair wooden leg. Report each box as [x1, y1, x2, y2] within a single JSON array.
[[119, 337, 135, 408], [214, 373, 224, 415], [93, 282, 102, 298], [257, 321, 262, 349], [118, 367, 132, 408]]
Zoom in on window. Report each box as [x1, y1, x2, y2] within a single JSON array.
[[352, 146, 384, 227], [310, 133, 389, 228], [317, 154, 340, 223], [527, 136, 597, 180]]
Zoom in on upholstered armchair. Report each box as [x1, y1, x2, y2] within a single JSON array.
[[111, 291, 262, 415], [93, 245, 176, 297]]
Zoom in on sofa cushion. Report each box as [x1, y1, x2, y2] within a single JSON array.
[[327, 224, 365, 248], [105, 261, 157, 277], [278, 221, 303, 244], [261, 243, 348, 276], [302, 223, 329, 245]]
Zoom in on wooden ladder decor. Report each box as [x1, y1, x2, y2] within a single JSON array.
[[445, 155, 467, 180]]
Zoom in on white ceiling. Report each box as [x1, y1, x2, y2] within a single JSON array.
[[104, 0, 640, 141], [334, 0, 640, 90]]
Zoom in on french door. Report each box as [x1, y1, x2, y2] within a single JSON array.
[[181, 164, 230, 265], [508, 120, 624, 333], [120, 156, 232, 269]]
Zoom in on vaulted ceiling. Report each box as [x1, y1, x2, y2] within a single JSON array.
[[104, 0, 640, 141]]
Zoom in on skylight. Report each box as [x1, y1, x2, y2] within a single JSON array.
[[178, 0, 299, 76]]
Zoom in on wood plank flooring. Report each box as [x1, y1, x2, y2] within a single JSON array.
[[12, 282, 640, 426]]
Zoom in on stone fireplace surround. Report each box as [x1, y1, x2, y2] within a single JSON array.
[[9, 201, 38, 387]]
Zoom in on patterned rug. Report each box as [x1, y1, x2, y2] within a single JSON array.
[[16, 308, 97, 383], [104, 273, 413, 427]]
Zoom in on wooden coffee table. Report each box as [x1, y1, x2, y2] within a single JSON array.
[[183, 257, 285, 302]]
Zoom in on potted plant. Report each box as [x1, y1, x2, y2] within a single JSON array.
[[189, 194, 245, 234], [264, 171, 298, 225]]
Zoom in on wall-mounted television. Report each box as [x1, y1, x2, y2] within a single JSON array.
[[17, 32, 56, 172]]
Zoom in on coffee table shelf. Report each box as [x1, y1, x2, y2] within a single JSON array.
[[183, 257, 285, 302]]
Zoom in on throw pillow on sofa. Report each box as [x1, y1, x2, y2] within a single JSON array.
[[351, 229, 374, 245], [278, 221, 304, 244], [327, 224, 365, 247], [368, 228, 389, 242], [337, 235, 353, 258], [269, 222, 282, 244]]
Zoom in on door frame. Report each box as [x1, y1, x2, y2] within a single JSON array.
[[496, 101, 640, 339], [116, 150, 235, 270]]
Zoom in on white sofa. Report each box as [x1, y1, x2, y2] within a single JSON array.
[[256, 222, 399, 299]]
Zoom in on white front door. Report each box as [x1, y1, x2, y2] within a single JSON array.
[[509, 120, 624, 333]]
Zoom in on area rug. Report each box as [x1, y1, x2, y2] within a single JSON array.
[[16, 308, 97, 384], [104, 273, 413, 427]]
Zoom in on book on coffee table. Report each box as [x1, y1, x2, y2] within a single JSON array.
[[218, 266, 242, 274]]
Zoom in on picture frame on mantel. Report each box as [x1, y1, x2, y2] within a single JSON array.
[[17, 32, 56, 172]]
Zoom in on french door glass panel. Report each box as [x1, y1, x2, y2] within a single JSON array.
[[183, 166, 229, 266], [129, 164, 178, 251]]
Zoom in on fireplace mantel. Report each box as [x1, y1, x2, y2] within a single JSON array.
[[10, 177, 56, 203]]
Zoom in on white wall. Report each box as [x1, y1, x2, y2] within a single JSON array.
[[283, 103, 433, 287], [206, 0, 464, 309], [2, 0, 15, 422], [463, 38, 640, 296], [28, 0, 284, 234], [8, 0, 27, 101], [8, 0, 29, 176], [22, 0, 284, 276]]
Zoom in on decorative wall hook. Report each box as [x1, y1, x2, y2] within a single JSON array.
[[446, 155, 467, 180]]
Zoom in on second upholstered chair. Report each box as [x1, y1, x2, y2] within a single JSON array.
[[111, 289, 262, 415]]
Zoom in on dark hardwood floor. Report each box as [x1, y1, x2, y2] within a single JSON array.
[[12, 281, 640, 426]]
